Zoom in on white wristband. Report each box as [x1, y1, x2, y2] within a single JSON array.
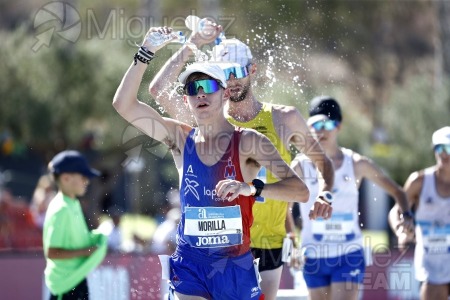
[[318, 191, 333, 205], [248, 183, 256, 196]]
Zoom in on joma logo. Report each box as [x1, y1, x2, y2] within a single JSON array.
[[195, 235, 230, 247]]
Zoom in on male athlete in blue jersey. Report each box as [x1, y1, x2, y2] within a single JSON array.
[[113, 27, 310, 299]]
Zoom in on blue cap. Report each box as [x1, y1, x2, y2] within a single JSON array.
[[49, 150, 100, 178]]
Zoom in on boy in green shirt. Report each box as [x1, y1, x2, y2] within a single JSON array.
[[43, 150, 107, 300]]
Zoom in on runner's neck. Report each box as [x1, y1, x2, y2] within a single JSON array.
[[227, 95, 263, 123]]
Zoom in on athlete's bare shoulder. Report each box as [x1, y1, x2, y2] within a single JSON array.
[[404, 169, 426, 209], [239, 127, 264, 142], [405, 169, 426, 190], [239, 128, 275, 155], [270, 104, 303, 126], [267, 103, 309, 148], [351, 150, 382, 178]]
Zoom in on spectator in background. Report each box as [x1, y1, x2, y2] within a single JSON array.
[[149, 206, 180, 254], [97, 205, 126, 253], [30, 174, 57, 229], [390, 126, 450, 300], [44, 150, 107, 299], [148, 188, 180, 254], [0, 188, 42, 249]]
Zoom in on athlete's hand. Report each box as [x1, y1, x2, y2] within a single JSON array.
[[187, 18, 222, 47], [216, 179, 252, 202], [142, 26, 177, 53], [395, 218, 415, 251], [399, 216, 415, 233], [308, 198, 333, 220], [289, 248, 305, 270]]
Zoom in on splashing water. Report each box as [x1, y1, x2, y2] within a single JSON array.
[[247, 26, 312, 107], [152, 19, 313, 118], [193, 49, 209, 62]]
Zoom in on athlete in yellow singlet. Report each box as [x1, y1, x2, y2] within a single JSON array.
[[148, 22, 334, 300], [227, 102, 292, 249]]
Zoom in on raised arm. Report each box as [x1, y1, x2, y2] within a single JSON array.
[[354, 153, 415, 233], [148, 44, 196, 125], [113, 27, 191, 149], [148, 20, 223, 125]]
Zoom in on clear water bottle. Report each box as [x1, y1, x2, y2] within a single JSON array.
[[146, 31, 185, 47], [174, 31, 186, 43], [185, 15, 225, 45]]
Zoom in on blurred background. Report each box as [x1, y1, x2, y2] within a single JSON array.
[[0, 0, 449, 299]]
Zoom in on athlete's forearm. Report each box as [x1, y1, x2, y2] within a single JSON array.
[[388, 204, 402, 232], [262, 177, 309, 203], [149, 45, 193, 98], [393, 189, 411, 215], [149, 45, 197, 125], [149, 20, 220, 100], [112, 61, 148, 116]]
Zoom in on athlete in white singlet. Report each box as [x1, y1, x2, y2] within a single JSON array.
[[390, 126, 450, 300], [292, 96, 413, 300]]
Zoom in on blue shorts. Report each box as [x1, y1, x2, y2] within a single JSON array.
[[303, 248, 365, 288], [169, 250, 262, 299]]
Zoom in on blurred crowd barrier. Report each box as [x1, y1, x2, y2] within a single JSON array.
[[0, 189, 43, 250], [0, 249, 419, 300]]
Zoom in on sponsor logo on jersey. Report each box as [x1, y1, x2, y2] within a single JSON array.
[[224, 158, 236, 180], [184, 178, 200, 200]]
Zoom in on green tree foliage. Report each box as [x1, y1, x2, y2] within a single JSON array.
[[1, 0, 449, 193], [376, 76, 450, 183], [0, 26, 126, 152]]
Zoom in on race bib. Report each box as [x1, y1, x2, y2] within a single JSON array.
[[312, 212, 355, 242], [184, 206, 243, 248], [417, 221, 450, 254]]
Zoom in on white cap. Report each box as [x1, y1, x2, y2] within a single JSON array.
[[307, 114, 329, 126], [432, 126, 450, 145], [210, 39, 253, 67], [178, 62, 227, 88]]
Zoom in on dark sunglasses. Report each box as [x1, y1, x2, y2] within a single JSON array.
[[310, 120, 340, 131], [184, 79, 222, 96], [434, 144, 450, 155], [223, 64, 250, 80]]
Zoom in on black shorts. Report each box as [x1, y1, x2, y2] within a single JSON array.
[[251, 247, 283, 272], [50, 278, 89, 300]]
